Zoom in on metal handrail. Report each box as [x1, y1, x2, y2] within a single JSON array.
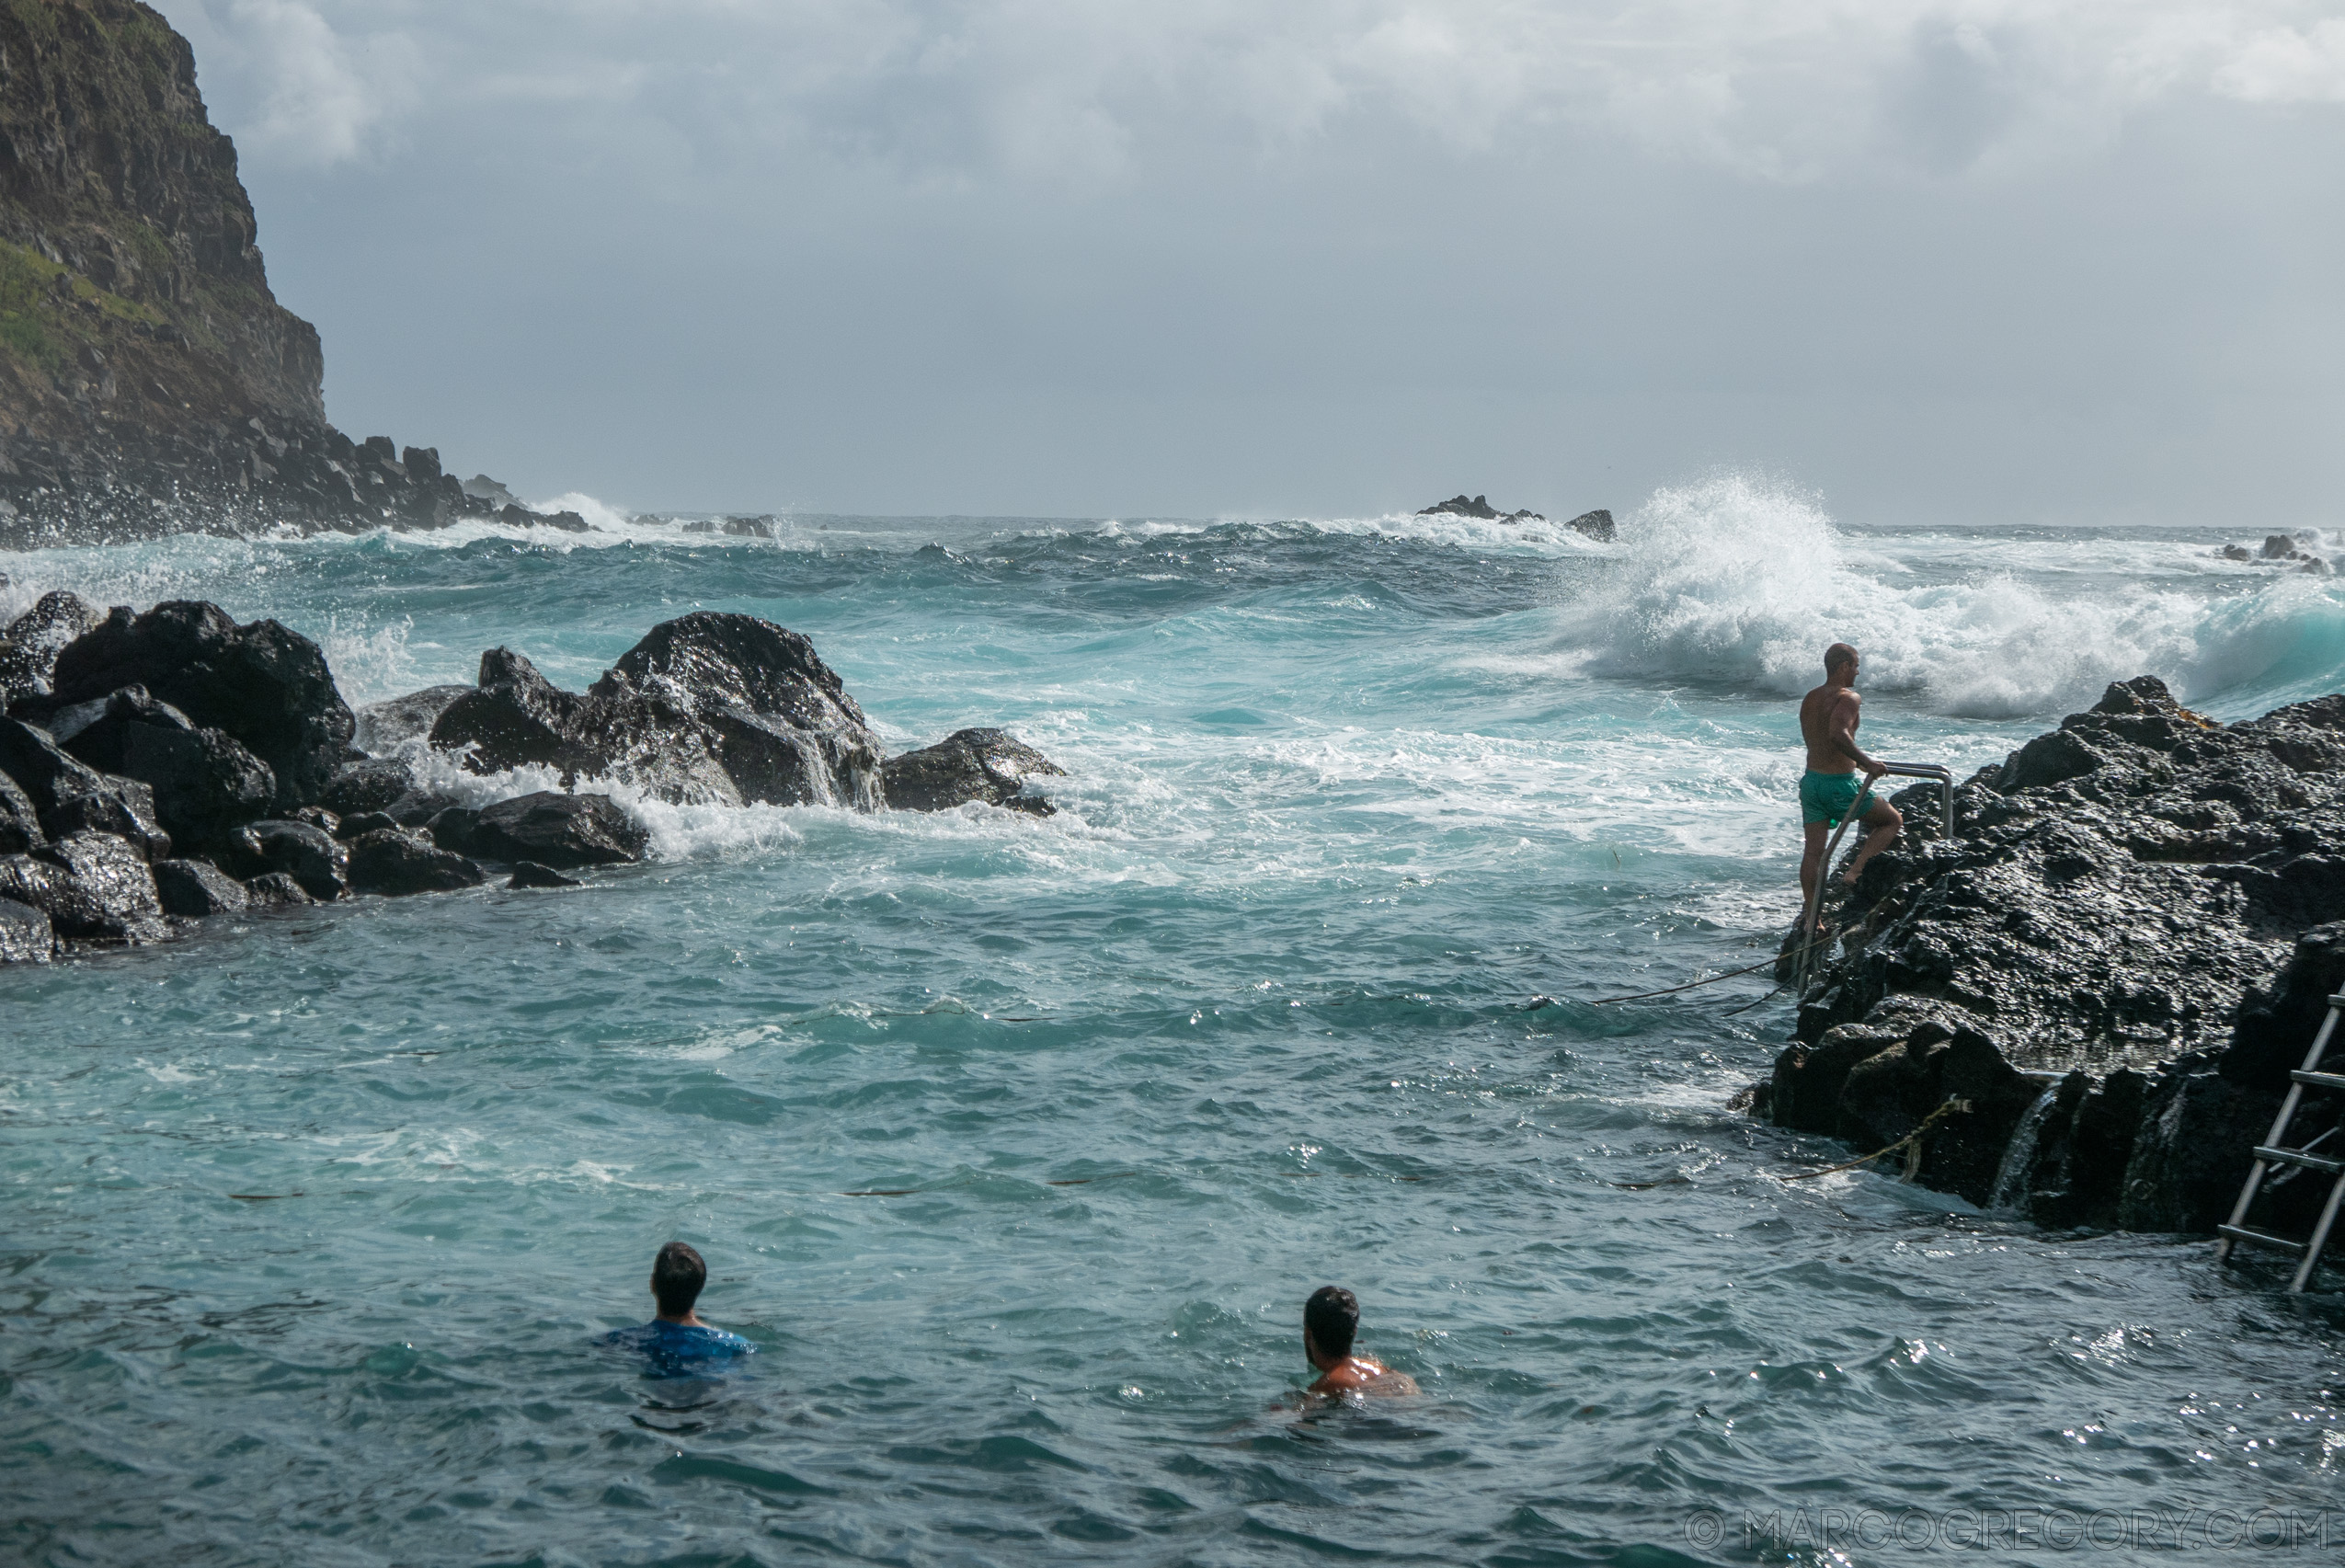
[[1874, 761, 1955, 840]]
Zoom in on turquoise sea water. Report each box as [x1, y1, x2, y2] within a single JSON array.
[[5, 478, 2345, 1565]]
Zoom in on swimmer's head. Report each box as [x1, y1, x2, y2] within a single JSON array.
[[1825, 642, 1859, 681], [651, 1241, 706, 1319], [1303, 1285, 1358, 1365]]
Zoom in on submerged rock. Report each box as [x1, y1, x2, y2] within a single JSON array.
[[468, 792, 646, 867], [507, 860, 581, 889], [883, 728, 1065, 816], [1757, 675, 2345, 1235]]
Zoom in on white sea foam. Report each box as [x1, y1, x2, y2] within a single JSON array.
[[1557, 474, 2345, 717]]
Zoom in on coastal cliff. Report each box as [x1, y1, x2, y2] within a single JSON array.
[[1757, 676, 2345, 1242], [0, 0, 537, 543]]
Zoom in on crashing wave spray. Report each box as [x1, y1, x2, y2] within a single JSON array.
[[1560, 474, 2345, 718]]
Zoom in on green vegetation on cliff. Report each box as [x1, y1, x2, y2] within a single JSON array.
[[0, 0, 325, 442]]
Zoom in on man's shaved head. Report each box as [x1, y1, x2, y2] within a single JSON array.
[[1824, 643, 1859, 678]]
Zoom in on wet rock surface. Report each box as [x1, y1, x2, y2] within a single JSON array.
[[883, 728, 1065, 816], [153, 858, 249, 919], [1759, 676, 2345, 1236], [27, 601, 353, 812], [0, 896, 53, 962], [429, 612, 885, 807], [225, 819, 348, 900], [0, 601, 1061, 965], [468, 793, 647, 868], [0, 592, 103, 702], [346, 829, 486, 896]]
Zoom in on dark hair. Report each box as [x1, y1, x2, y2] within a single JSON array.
[[652, 1242, 706, 1316], [1304, 1286, 1359, 1358], [1824, 642, 1859, 676]]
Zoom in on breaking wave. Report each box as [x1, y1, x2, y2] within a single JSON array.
[[1557, 474, 2345, 718]]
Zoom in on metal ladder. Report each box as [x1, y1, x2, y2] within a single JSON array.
[[2215, 990, 2345, 1293]]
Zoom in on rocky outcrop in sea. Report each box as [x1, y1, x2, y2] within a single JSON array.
[[0, 595, 1064, 965], [1756, 676, 2345, 1240]]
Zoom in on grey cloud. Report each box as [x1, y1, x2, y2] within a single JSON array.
[[142, 0, 2345, 524]]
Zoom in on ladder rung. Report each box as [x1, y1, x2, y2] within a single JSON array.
[[2220, 1224, 2310, 1253], [2256, 1145, 2345, 1173], [2291, 1070, 2345, 1091]]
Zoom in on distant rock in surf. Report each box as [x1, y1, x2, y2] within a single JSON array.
[[1417, 494, 1544, 522], [2216, 531, 2333, 575], [884, 728, 1066, 817], [1565, 509, 1616, 543]]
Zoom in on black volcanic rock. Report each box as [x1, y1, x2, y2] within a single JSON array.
[[1760, 676, 2345, 1234], [319, 757, 415, 817], [1566, 509, 1616, 543], [353, 685, 471, 753], [58, 685, 274, 850], [883, 728, 1065, 816], [469, 792, 646, 868], [227, 818, 348, 899], [0, 765, 39, 853], [425, 613, 885, 808], [346, 828, 486, 896], [241, 871, 312, 907], [4, 832, 164, 943], [43, 774, 170, 860], [0, 895, 52, 962], [507, 860, 580, 889], [0, 714, 168, 854], [0, 591, 102, 700], [153, 857, 248, 918], [429, 647, 594, 778], [38, 601, 353, 811]]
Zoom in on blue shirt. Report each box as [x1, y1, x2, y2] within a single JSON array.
[[602, 1320, 757, 1376]]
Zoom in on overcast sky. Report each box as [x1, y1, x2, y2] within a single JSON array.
[[152, 1, 2345, 523]]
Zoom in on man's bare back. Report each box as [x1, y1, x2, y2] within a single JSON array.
[[1801, 681, 1866, 776]]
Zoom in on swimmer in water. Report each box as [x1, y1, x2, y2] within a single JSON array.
[[1302, 1285, 1419, 1397], [601, 1242, 755, 1372]]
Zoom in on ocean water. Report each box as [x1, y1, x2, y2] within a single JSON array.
[[4, 476, 2344, 1566]]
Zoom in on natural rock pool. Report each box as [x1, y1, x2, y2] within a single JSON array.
[[5, 487, 2343, 1563]]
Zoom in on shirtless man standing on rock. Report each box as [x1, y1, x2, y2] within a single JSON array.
[[1799, 643, 1901, 916]]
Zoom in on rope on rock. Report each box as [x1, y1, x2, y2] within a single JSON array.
[[1588, 928, 1836, 1007], [1779, 1097, 1974, 1183]]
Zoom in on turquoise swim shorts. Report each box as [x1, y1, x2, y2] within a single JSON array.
[[1800, 770, 1877, 828]]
